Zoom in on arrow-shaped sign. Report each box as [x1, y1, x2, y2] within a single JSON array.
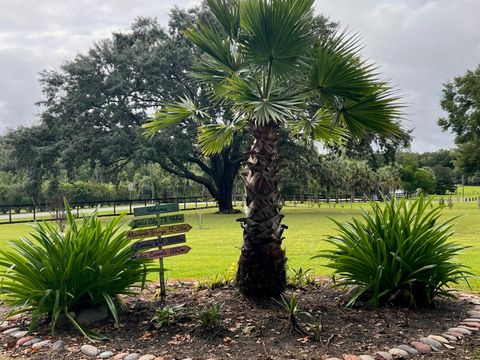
[[129, 214, 185, 229], [133, 203, 179, 217], [132, 245, 191, 259], [126, 223, 192, 240], [131, 234, 186, 251]]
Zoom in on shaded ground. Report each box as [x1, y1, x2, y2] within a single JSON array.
[[1, 281, 480, 359]]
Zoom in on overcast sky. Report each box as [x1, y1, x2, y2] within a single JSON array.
[[1, 0, 479, 152]]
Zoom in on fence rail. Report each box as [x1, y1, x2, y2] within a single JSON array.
[[0, 196, 224, 225]]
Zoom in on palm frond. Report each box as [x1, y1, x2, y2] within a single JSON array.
[[198, 123, 236, 156], [240, 0, 315, 75], [207, 0, 241, 39], [311, 30, 381, 101], [288, 108, 348, 144], [143, 97, 206, 136]]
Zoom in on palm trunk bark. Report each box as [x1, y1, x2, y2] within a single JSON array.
[[236, 124, 287, 298]]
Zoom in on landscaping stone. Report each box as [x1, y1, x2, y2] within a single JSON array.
[[428, 334, 449, 343], [80, 344, 99, 357], [359, 356, 375, 360], [52, 339, 65, 351], [113, 353, 130, 360], [461, 321, 480, 328], [448, 327, 472, 335], [3, 327, 20, 335], [77, 305, 109, 325], [23, 338, 42, 346], [0, 321, 11, 330], [99, 351, 114, 359], [464, 318, 480, 322], [32, 340, 51, 349], [343, 355, 360, 360], [467, 310, 480, 316], [388, 348, 409, 358], [124, 353, 140, 360], [326, 358, 342, 360], [410, 341, 431, 354], [396, 345, 419, 356], [419, 336, 442, 350], [445, 331, 464, 338], [444, 344, 456, 350], [441, 334, 457, 342], [16, 336, 35, 347], [138, 356, 156, 360], [374, 351, 393, 360], [12, 330, 28, 339], [458, 325, 478, 331]]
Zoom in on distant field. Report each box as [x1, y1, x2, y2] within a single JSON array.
[[1, 199, 479, 292]]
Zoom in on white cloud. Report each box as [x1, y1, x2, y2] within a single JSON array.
[[0, 0, 479, 152]]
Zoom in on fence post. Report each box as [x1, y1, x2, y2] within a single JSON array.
[[129, 199, 133, 215], [33, 204, 36, 221], [184, 198, 187, 210], [113, 201, 116, 215], [9, 207, 12, 223]]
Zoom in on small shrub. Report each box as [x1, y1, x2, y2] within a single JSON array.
[[273, 292, 311, 334], [316, 196, 471, 307], [287, 267, 315, 288], [0, 201, 150, 339], [197, 303, 222, 330], [151, 305, 184, 329]]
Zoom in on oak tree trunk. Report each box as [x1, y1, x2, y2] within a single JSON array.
[[236, 124, 287, 298]]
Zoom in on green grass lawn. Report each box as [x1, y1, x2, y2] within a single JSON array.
[[0, 201, 479, 291]]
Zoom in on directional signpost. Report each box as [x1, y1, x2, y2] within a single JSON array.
[[129, 203, 191, 299]]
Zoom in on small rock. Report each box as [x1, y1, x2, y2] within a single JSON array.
[[32, 340, 51, 349], [396, 345, 419, 356], [458, 325, 478, 331], [388, 348, 409, 358], [461, 321, 480, 328], [3, 327, 20, 335], [359, 356, 375, 360], [100, 351, 114, 359], [52, 340, 65, 351], [343, 355, 360, 360], [448, 327, 472, 335], [16, 336, 35, 347], [464, 318, 480, 322], [374, 352, 393, 360], [124, 354, 140, 360], [12, 330, 28, 339], [445, 330, 464, 338], [113, 353, 130, 360], [441, 334, 457, 342], [80, 344, 99, 357], [23, 338, 42, 346], [0, 321, 11, 330], [467, 310, 480, 316], [7, 314, 24, 321], [139, 356, 156, 360], [428, 335, 449, 344], [420, 336, 442, 350], [444, 344, 456, 350], [76, 305, 109, 325], [326, 358, 342, 360], [410, 341, 431, 354]]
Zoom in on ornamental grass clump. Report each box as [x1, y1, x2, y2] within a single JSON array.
[[0, 202, 149, 339], [317, 196, 470, 308]]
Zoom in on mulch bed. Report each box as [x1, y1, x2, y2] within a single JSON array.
[[1, 280, 480, 359]]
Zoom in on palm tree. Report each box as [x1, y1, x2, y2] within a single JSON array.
[[144, 0, 402, 298]]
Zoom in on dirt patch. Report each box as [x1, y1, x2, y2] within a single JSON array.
[[1, 281, 480, 359]]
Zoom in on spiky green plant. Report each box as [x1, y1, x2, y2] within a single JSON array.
[[0, 202, 150, 339], [316, 196, 471, 307], [273, 292, 312, 334]]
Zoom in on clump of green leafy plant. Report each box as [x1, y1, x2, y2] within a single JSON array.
[[287, 267, 315, 288], [0, 201, 150, 339], [151, 305, 184, 329], [197, 303, 222, 330], [273, 292, 311, 335], [316, 196, 471, 308]]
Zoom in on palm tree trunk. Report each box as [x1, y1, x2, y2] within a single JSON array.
[[236, 124, 287, 298]]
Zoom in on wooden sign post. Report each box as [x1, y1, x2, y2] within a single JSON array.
[[129, 203, 192, 300]]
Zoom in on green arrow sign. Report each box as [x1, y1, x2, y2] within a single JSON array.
[[131, 234, 187, 251], [133, 203, 179, 217], [126, 223, 192, 240], [129, 214, 185, 229]]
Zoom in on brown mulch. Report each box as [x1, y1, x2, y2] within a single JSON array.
[[1, 281, 480, 359]]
